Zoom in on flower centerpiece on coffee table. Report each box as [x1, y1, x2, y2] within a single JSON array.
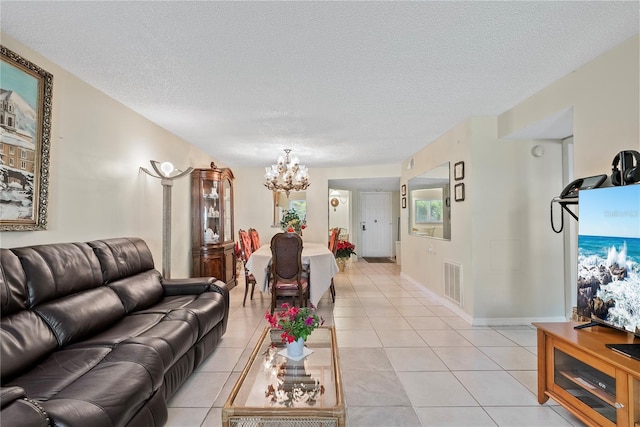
[[265, 303, 323, 358], [334, 239, 356, 271], [280, 209, 306, 235]]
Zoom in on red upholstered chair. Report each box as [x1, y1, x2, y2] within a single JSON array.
[[238, 229, 257, 306], [327, 227, 340, 302], [248, 228, 261, 252], [269, 232, 309, 314]]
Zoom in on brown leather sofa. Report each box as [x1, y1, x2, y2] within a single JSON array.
[[0, 237, 230, 427]]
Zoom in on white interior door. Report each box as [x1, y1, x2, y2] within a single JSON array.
[[360, 192, 392, 257]]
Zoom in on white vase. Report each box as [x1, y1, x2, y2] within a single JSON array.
[[286, 337, 305, 358]]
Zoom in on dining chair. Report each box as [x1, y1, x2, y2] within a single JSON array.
[[238, 229, 257, 306], [269, 232, 309, 314], [327, 227, 340, 302], [248, 228, 261, 252]]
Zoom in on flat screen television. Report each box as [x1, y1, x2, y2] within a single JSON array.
[[576, 184, 640, 352]]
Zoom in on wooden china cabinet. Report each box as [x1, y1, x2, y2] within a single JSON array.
[[191, 163, 236, 289]]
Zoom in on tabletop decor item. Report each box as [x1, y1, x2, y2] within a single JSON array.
[[335, 240, 356, 271], [280, 209, 306, 235], [265, 303, 323, 358], [264, 357, 325, 407]]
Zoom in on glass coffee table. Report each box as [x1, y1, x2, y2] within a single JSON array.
[[222, 326, 345, 427]]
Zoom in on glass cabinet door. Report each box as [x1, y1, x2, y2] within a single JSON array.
[[553, 348, 618, 424], [202, 179, 221, 243], [223, 178, 231, 242]]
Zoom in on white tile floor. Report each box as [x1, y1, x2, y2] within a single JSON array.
[[167, 260, 586, 427]]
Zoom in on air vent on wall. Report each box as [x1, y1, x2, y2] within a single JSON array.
[[444, 261, 462, 306]]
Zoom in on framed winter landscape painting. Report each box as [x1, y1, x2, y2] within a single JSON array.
[[0, 46, 53, 231]]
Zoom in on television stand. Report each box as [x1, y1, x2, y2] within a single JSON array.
[[534, 322, 640, 427]]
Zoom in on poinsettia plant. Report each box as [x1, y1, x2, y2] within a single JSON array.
[[335, 240, 356, 259], [265, 303, 323, 343]]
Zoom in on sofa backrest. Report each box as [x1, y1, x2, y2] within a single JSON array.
[[88, 238, 164, 312], [0, 237, 163, 382], [0, 249, 59, 381]]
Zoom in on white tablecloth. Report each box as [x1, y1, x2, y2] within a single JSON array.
[[245, 242, 339, 307]]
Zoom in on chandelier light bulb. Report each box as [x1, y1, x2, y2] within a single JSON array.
[[264, 149, 310, 196]]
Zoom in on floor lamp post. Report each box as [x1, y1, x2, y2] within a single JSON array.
[[141, 160, 193, 279]]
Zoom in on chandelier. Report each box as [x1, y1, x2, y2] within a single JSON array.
[[264, 149, 310, 196]]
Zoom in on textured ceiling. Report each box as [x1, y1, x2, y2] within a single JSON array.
[[1, 1, 638, 171]]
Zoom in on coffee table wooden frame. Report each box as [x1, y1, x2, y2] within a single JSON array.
[[222, 326, 345, 427]]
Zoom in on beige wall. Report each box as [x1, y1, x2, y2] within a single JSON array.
[[401, 34, 639, 325], [0, 34, 219, 278], [498, 34, 640, 177]]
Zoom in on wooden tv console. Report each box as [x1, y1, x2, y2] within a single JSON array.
[[534, 322, 640, 427]]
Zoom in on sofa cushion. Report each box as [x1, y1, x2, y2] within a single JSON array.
[[67, 313, 165, 348], [171, 292, 226, 340], [12, 243, 103, 307], [0, 249, 28, 316], [67, 311, 199, 369], [107, 270, 163, 313], [35, 287, 125, 347], [1, 311, 58, 382], [88, 238, 155, 283], [40, 342, 165, 427], [6, 347, 112, 400]]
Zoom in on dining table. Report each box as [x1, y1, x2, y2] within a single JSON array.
[[245, 242, 339, 307]]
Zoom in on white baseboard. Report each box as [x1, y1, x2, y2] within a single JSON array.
[[400, 272, 569, 327]]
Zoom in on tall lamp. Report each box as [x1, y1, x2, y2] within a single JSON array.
[[141, 160, 193, 278]]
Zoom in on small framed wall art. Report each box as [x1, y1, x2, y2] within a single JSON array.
[[402, 197, 407, 209], [454, 161, 465, 181], [454, 183, 465, 202], [401, 184, 406, 196], [0, 45, 53, 231]]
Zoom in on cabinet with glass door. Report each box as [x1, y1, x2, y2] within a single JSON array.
[[191, 163, 236, 288]]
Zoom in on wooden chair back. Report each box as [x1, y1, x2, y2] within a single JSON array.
[[238, 229, 257, 306], [328, 227, 340, 254], [238, 229, 253, 261], [248, 228, 261, 252], [269, 232, 307, 312]]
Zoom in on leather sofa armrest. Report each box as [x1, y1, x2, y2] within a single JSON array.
[[162, 277, 218, 296], [1, 386, 25, 408], [1, 387, 51, 426]]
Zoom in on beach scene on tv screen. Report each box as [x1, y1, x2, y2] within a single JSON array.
[[577, 185, 640, 335]]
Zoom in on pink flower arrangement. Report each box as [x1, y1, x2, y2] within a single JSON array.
[[265, 303, 323, 343]]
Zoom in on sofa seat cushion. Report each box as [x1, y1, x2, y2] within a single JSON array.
[[6, 347, 112, 400], [170, 292, 226, 341], [67, 313, 166, 348], [68, 310, 201, 368], [138, 293, 226, 338], [32, 342, 164, 427]]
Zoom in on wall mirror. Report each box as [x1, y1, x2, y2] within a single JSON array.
[[272, 191, 307, 227], [408, 162, 451, 240]]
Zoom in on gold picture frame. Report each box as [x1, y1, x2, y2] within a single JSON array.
[[0, 46, 53, 231]]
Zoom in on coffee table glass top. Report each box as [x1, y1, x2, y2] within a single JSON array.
[[227, 326, 341, 411]]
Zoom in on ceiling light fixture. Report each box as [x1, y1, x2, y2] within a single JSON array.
[[264, 149, 310, 196]]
